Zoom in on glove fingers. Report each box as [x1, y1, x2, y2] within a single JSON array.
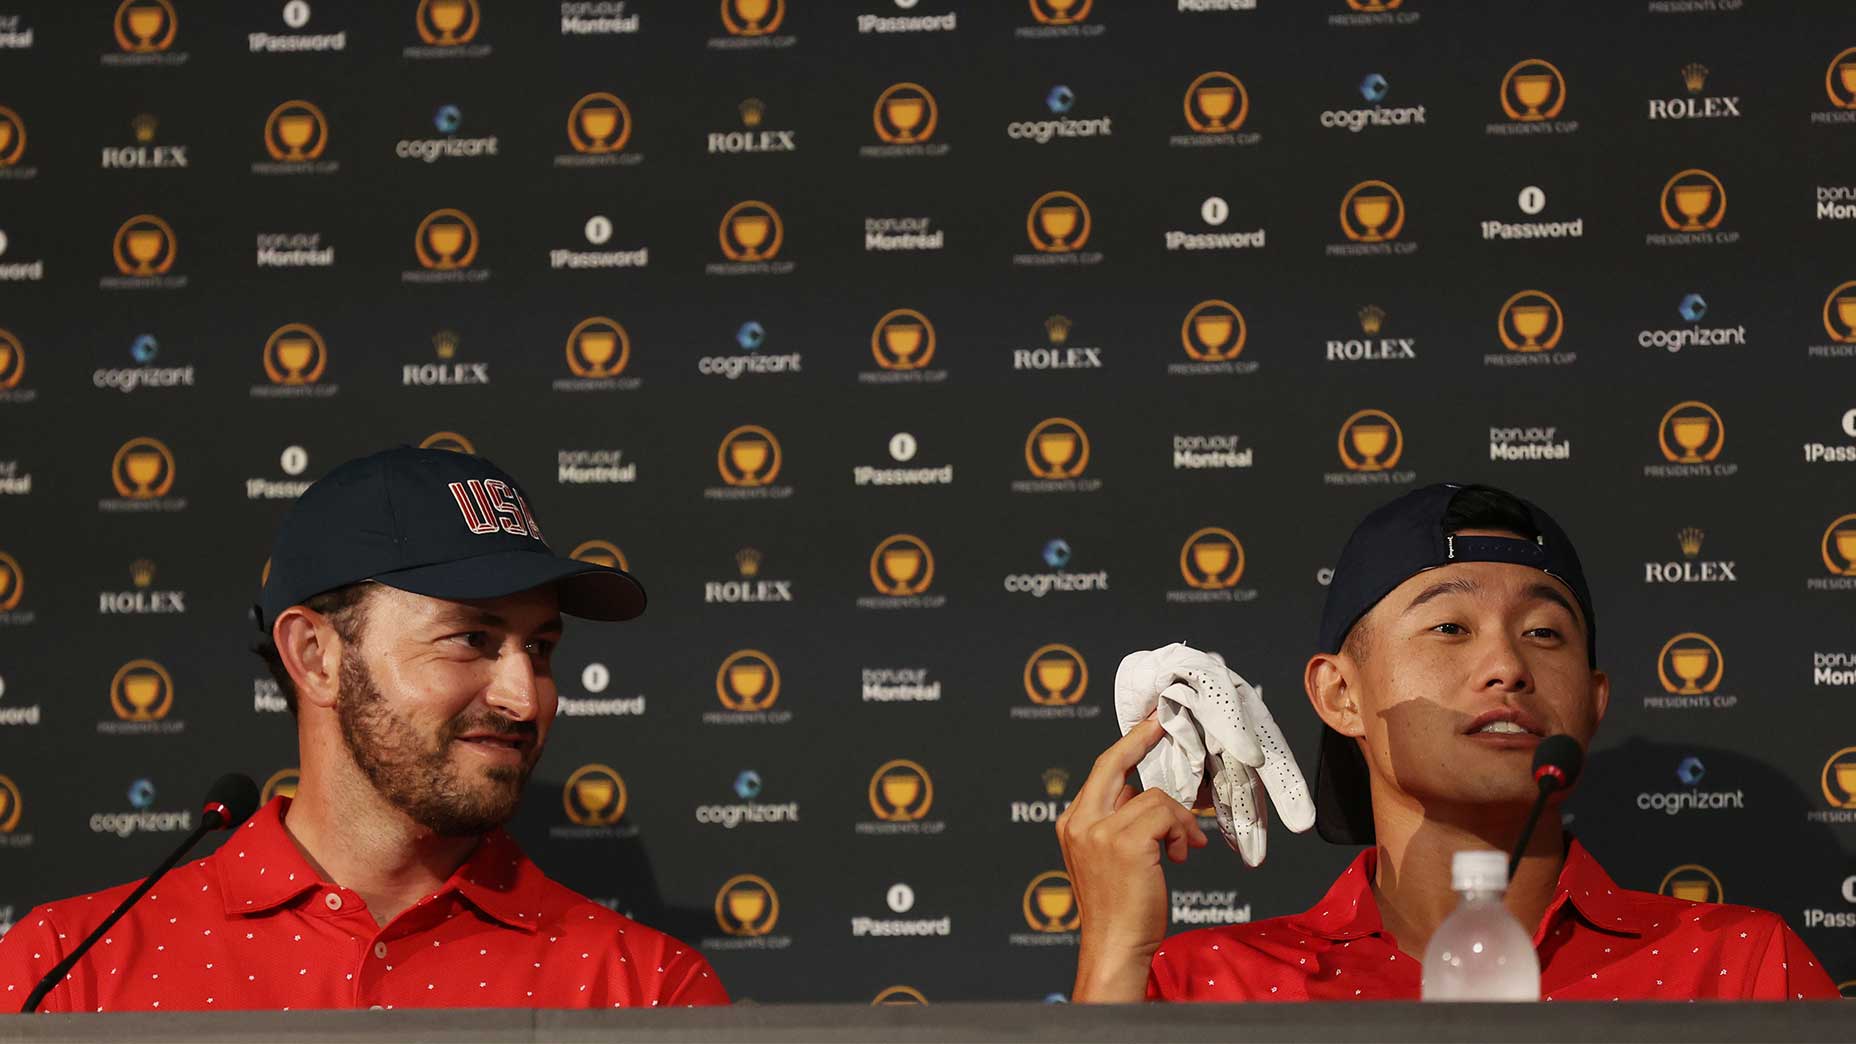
[[1241, 684, 1316, 834]]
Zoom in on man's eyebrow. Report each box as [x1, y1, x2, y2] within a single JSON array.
[[1401, 577, 1479, 614], [432, 609, 565, 634], [1527, 583, 1581, 624]]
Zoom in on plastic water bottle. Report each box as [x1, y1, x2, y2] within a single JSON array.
[[1420, 849, 1540, 1001]]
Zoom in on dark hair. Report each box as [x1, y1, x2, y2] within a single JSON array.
[[253, 583, 374, 716]]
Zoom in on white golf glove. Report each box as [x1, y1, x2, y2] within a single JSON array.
[[1114, 643, 1315, 866]]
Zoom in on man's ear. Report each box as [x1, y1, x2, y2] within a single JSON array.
[[274, 607, 344, 711], [1589, 668, 1610, 727], [1305, 652, 1364, 738]]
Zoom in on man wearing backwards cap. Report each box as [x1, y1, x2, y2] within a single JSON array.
[[0, 447, 727, 1012], [1059, 483, 1835, 1001]]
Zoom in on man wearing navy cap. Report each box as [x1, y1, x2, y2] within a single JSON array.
[[1060, 483, 1835, 1002], [0, 447, 728, 1012]]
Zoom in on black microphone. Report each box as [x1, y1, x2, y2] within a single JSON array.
[[1507, 735, 1583, 882], [22, 774, 259, 1013]]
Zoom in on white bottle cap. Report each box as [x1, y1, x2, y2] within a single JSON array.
[[1451, 849, 1509, 892]]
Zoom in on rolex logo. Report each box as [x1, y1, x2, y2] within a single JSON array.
[[736, 547, 763, 578], [739, 98, 765, 128], [132, 114, 158, 143], [1044, 315, 1072, 346], [1682, 63, 1709, 94], [1678, 528, 1705, 558], [1359, 305, 1386, 335], [130, 559, 155, 588], [433, 330, 459, 360], [1645, 527, 1737, 584], [1042, 768, 1070, 799], [706, 548, 796, 605]]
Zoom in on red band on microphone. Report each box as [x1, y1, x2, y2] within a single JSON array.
[[202, 801, 231, 825], [1533, 765, 1567, 788]]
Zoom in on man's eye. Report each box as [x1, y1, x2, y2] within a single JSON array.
[[529, 639, 556, 658], [1526, 627, 1562, 640], [450, 631, 488, 649], [1431, 623, 1466, 635]]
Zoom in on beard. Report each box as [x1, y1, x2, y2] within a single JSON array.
[[335, 653, 540, 837]]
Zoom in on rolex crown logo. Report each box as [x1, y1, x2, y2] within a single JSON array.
[[433, 330, 460, 360], [1677, 527, 1705, 558], [1042, 768, 1070, 799], [1682, 63, 1709, 94], [132, 114, 158, 144], [130, 559, 156, 588], [1044, 315, 1072, 346], [739, 98, 766, 128], [1358, 305, 1386, 335], [736, 547, 764, 578]]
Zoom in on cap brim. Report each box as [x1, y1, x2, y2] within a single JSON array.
[[375, 550, 646, 622], [1313, 724, 1376, 845]]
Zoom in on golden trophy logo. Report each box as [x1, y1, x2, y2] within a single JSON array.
[[0, 328, 23, 390], [565, 316, 631, 378], [1827, 47, 1856, 109], [1821, 747, 1856, 810], [112, 214, 177, 277], [1659, 169, 1726, 232], [262, 323, 329, 385], [109, 659, 175, 721], [871, 309, 936, 370], [415, 0, 480, 45], [1337, 409, 1405, 472], [870, 534, 935, 596], [0, 550, 22, 613], [714, 874, 780, 936], [1024, 418, 1090, 479], [1656, 401, 1725, 464], [114, 0, 178, 53], [717, 424, 782, 487], [569, 539, 630, 572], [1183, 72, 1250, 134], [1499, 59, 1567, 121], [874, 84, 938, 145], [718, 201, 783, 262], [1339, 180, 1405, 243], [1497, 290, 1565, 352], [1023, 644, 1088, 707], [562, 764, 629, 826], [721, 0, 785, 36], [1180, 300, 1247, 361], [1347, 0, 1402, 9], [715, 650, 781, 712], [1179, 527, 1247, 590], [0, 105, 24, 167], [871, 986, 928, 1006], [1022, 871, 1080, 932], [111, 437, 177, 498], [1028, 0, 1092, 25], [1657, 864, 1724, 904], [259, 768, 299, 806], [1821, 281, 1856, 344], [414, 208, 480, 270], [1026, 191, 1091, 253], [419, 431, 476, 454], [263, 101, 329, 162], [1822, 514, 1856, 577], [868, 759, 933, 821], [1656, 633, 1725, 695], [0, 774, 21, 834], [567, 93, 633, 154]]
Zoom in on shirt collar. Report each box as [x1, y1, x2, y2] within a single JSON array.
[[1286, 839, 1649, 942], [214, 795, 538, 933]]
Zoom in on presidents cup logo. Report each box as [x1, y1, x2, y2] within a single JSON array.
[[1497, 290, 1565, 352], [872, 986, 928, 1006], [1658, 864, 1724, 904], [1026, 191, 1091, 253], [1180, 300, 1247, 362], [1657, 633, 1725, 695], [112, 215, 177, 276], [1183, 72, 1249, 133], [109, 659, 175, 721], [263, 101, 329, 162], [415, 0, 480, 45], [1022, 871, 1080, 933], [1179, 527, 1246, 590], [1821, 748, 1856, 811], [562, 764, 628, 826], [259, 768, 299, 805], [114, 0, 178, 52], [569, 539, 630, 572], [1500, 60, 1566, 121], [567, 93, 632, 154], [717, 425, 782, 486], [0, 329, 22, 390], [414, 208, 479, 270], [714, 874, 780, 936], [419, 431, 476, 453], [868, 759, 933, 821], [1338, 180, 1405, 242], [1347, 0, 1402, 9], [0, 551, 22, 613], [0, 775, 20, 834], [1822, 515, 1856, 577], [874, 84, 938, 144], [721, 0, 784, 36], [0, 107, 23, 168], [1822, 282, 1856, 345], [1023, 645, 1087, 706], [1024, 418, 1090, 480], [716, 650, 781, 712], [262, 323, 328, 385], [1828, 47, 1856, 110], [1659, 169, 1727, 232], [565, 317, 630, 378], [869, 534, 934, 596], [1657, 401, 1725, 464], [718, 201, 783, 261], [871, 309, 936, 370], [111, 437, 176, 498], [1337, 409, 1404, 471], [1029, 0, 1091, 25]]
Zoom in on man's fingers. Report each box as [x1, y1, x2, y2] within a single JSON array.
[[1076, 718, 1166, 816], [1114, 791, 1209, 857]]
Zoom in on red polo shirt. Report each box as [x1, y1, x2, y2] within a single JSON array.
[[1149, 841, 1837, 1001], [0, 798, 727, 1012]]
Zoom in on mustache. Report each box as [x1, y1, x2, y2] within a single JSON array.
[[444, 716, 539, 743]]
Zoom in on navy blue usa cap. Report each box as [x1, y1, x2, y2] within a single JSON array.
[[255, 447, 645, 633], [1313, 482, 1595, 845]]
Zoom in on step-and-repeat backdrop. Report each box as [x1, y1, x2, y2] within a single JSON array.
[[0, 0, 1854, 1005]]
